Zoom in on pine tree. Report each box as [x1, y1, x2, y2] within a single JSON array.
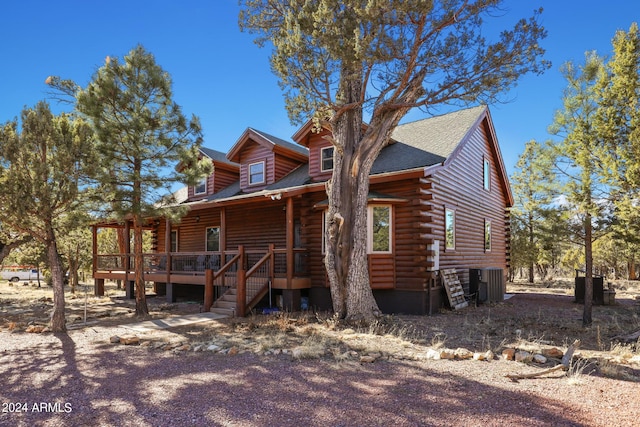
[[240, 0, 550, 321], [595, 23, 640, 281], [0, 102, 94, 331], [50, 45, 211, 316], [549, 52, 608, 326], [510, 140, 558, 282]]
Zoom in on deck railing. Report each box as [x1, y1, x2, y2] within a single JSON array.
[[96, 246, 308, 317], [96, 248, 308, 277]]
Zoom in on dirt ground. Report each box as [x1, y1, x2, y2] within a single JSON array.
[[1, 278, 639, 426]]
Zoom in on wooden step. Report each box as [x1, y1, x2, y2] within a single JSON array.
[[210, 307, 234, 317], [214, 300, 235, 309]]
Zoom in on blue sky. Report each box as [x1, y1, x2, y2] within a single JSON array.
[[1, 1, 638, 177]]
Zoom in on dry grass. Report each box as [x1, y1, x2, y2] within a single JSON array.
[[1, 278, 640, 382]]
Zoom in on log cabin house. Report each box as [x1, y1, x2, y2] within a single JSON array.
[[92, 105, 512, 316]]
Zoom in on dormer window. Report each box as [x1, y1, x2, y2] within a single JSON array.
[[249, 161, 265, 185], [321, 146, 334, 172], [194, 178, 207, 195]]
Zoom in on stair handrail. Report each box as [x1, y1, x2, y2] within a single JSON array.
[[203, 247, 243, 312], [244, 245, 274, 312]]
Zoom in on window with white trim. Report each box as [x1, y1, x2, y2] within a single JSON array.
[[320, 146, 334, 172], [194, 178, 207, 195], [248, 161, 265, 185], [206, 227, 220, 252], [445, 208, 455, 250], [369, 205, 392, 253], [484, 219, 492, 251], [170, 230, 178, 253], [483, 157, 491, 191]]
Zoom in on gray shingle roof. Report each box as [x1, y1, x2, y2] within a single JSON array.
[[371, 105, 486, 174], [199, 147, 239, 167], [183, 106, 487, 205]]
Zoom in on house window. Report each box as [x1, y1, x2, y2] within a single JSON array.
[[483, 158, 491, 191], [194, 178, 207, 195], [249, 161, 265, 185], [321, 146, 334, 172], [369, 205, 391, 253], [484, 219, 492, 251], [170, 230, 178, 253], [206, 227, 220, 252], [445, 208, 455, 250]]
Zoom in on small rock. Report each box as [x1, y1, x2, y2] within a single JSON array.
[[440, 349, 455, 360], [120, 335, 140, 345], [542, 347, 564, 359], [360, 355, 377, 363], [515, 350, 532, 363], [454, 348, 474, 360], [140, 341, 152, 347], [533, 354, 547, 364], [502, 348, 516, 361], [227, 346, 238, 356], [473, 352, 485, 361], [26, 325, 45, 333], [109, 336, 121, 344], [207, 344, 221, 352], [423, 349, 440, 360], [291, 347, 304, 359]]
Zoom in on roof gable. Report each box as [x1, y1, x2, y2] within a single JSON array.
[[228, 128, 308, 163]]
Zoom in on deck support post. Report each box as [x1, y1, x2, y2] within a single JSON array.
[[95, 278, 105, 297], [166, 282, 176, 303], [236, 245, 246, 317], [286, 196, 294, 289], [204, 269, 214, 311], [125, 280, 135, 299], [282, 289, 301, 311]]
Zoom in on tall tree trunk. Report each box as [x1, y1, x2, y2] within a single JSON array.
[[528, 214, 535, 283], [133, 215, 149, 316], [325, 70, 381, 322], [46, 231, 66, 332], [583, 213, 593, 327]]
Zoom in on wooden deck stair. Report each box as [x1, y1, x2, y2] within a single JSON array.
[[209, 280, 270, 317], [209, 288, 237, 317], [441, 269, 468, 310]]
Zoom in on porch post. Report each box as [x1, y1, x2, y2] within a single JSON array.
[[286, 196, 294, 289], [165, 217, 175, 303], [204, 269, 214, 311], [282, 197, 301, 311], [124, 220, 134, 299], [236, 245, 245, 317], [220, 207, 227, 251], [219, 207, 227, 293], [92, 225, 104, 296]]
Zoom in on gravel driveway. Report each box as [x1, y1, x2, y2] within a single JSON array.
[[1, 321, 639, 427]]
